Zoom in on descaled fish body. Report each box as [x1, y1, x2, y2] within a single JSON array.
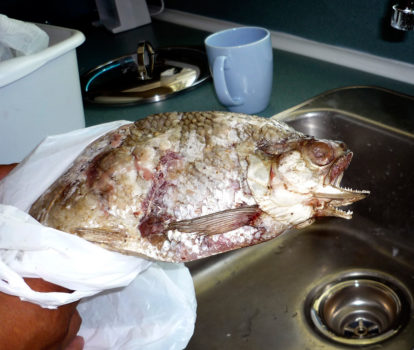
[[29, 112, 368, 262]]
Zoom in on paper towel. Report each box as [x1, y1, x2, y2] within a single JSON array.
[[0, 14, 49, 61]]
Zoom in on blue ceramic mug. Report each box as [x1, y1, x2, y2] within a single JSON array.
[[205, 27, 273, 114]]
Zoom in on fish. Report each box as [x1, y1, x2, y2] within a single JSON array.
[[29, 112, 368, 262]]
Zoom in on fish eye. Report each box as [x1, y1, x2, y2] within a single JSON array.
[[305, 141, 335, 166]]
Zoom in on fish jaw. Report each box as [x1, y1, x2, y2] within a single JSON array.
[[315, 150, 369, 219], [312, 186, 369, 219]]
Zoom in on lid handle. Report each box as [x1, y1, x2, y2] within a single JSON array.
[[137, 41, 155, 80]]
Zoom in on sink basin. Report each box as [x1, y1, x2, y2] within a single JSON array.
[[185, 87, 414, 349]]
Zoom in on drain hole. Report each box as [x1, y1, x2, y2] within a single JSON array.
[[343, 318, 379, 338], [307, 274, 411, 346]]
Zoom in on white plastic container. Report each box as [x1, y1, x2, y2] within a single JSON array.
[[0, 22, 86, 163]]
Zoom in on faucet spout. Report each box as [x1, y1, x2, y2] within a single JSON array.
[[391, 0, 414, 31]]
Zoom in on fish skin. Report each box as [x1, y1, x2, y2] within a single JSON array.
[[29, 112, 368, 262]]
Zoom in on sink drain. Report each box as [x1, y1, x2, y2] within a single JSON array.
[[307, 274, 411, 346]]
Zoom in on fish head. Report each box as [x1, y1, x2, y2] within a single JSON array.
[[252, 137, 369, 228]]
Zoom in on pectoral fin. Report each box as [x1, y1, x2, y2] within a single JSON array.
[[74, 227, 128, 245], [168, 205, 261, 236]]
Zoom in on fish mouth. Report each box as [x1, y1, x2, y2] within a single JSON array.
[[315, 151, 369, 219], [314, 189, 369, 219]]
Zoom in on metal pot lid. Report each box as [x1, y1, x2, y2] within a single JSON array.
[[81, 41, 210, 106]]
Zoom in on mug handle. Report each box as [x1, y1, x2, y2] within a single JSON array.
[[213, 56, 243, 106]]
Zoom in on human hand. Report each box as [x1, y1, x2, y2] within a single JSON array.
[[0, 164, 84, 349], [0, 278, 84, 350]]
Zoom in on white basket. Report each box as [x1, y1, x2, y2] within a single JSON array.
[[0, 22, 86, 163]]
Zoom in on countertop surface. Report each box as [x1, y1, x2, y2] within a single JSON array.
[[77, 20, 414, 128]]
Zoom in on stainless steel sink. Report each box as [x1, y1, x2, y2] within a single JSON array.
[[185, 87, 414, 349]]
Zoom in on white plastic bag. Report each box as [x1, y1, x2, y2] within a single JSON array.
[[78, 263, 196, 350], [0, 121, 197, 349]]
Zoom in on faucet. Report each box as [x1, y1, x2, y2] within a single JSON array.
[[391, 0, 414, 30]]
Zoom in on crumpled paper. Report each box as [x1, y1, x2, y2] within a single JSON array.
[[0, 14, 49, 61], [0, 121, 197, 349]]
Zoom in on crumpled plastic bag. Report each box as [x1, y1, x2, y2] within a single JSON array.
[[0, 121, 197, 349], [78, 263, 196, 350], [0, 14, 49, 61]]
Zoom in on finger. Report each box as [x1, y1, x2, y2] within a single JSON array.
[[61, 310, 82, 349], [64, 336, 85, 350], [0, 163, 18, 181]]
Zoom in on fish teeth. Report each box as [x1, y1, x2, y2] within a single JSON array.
[[341, 186, 370, 194], [334, 207, 353, 219]]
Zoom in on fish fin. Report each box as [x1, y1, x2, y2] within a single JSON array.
[[74, 227, 128, 245], [168, 205, 261, 236]]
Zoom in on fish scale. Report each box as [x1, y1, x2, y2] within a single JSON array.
[[29, 112, 368, 262]]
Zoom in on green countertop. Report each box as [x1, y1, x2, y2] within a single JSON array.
[[77, 20, 414, 127]]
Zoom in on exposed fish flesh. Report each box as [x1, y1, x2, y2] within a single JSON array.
[[29, 112, 368, 262]]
